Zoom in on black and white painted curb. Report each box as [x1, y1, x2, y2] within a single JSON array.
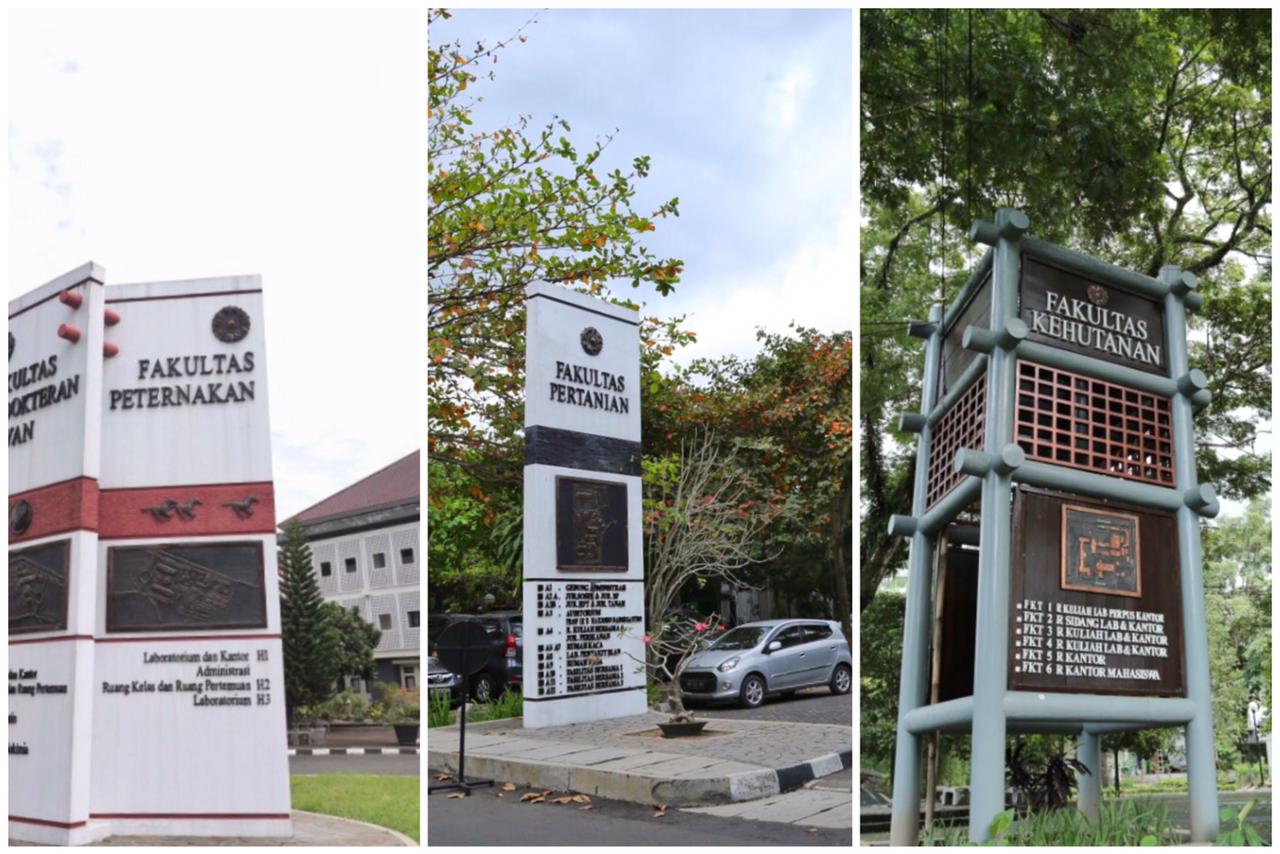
[[773, 749, 853, 795], [290, 747, 419, 756]]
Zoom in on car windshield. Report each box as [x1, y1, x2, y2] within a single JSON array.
[[709, 626, 767, 650]]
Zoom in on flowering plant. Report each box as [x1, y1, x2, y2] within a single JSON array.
[[624, 613, 725, 723]]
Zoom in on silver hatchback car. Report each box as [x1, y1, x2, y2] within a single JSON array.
[[677, 619, 852, 708]]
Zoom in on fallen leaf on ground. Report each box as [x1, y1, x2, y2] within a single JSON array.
[[578, 805, 593, 811], [495, 792, 504, 798], [446, 792, 466, 799], [528, 796, 547, 804], [807, 828, 818, 834], [551, 796, 574, 804], [572, 795, 591, 803], [653, 810, 667, 818], [654, 803, 669, 812], [519, 792, 541, 802], [501, 783, 517, 791], [434, 772, 451, 781]]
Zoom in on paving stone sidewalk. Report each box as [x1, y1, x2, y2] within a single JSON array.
[[428, 711, 851, 807], [11, 811, 414, 847]]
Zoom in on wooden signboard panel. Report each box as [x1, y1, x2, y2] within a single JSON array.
[[1020, 258, 1168, 375], [937, 545, 979, 703], [1009, 485, 1185, 697]]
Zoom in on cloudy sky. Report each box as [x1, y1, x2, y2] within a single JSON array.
[[438, 8, 854, 366], [9, 8, 851, 516], [9, 9, 425, 518]]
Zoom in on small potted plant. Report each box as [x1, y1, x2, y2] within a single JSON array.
[[372, 682, 420, 746], [625, 614, 724, 738]]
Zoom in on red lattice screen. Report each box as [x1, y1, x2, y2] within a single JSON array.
[[926, 374, 987, 509], [1014, 361, 1174, 486]]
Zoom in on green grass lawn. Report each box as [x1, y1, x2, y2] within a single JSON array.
[[291, 774, 419, 843]]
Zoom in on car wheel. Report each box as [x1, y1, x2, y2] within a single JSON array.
[[830, 664, 852, 695], [739, 674, 767, 709], [471, 673, 496, 703]]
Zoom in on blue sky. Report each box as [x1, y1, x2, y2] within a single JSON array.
[[438, 8, 854, 365]]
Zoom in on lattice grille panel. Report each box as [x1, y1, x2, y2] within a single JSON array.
[[926, 373, 987, 509], [1014, 361, 1174, 486]]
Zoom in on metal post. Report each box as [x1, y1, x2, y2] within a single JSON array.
[[888, 303, 945, 846], [967, 208, 1027, 842], [1077, 729, 1101, 823], [1161, 265, 1220, 841]]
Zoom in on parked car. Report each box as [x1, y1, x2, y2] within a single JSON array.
[[426, 655, 460, 704], [677, 618, 852, 708], [427, 611, 522, 702]]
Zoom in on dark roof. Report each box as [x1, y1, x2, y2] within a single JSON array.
[[283, 451, 419, 533]]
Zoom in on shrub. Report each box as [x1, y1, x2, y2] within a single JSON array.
[[370, 682, 420, 724], [297, 689, 370, 723]]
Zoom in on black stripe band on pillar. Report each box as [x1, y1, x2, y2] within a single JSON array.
[[524, 425, 642, 476]]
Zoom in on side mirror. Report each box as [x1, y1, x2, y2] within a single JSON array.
[[766, 640, 782, 653]]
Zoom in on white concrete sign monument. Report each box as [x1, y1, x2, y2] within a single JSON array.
[[522, 283, 646, 728], [8, 264, 290, 844]]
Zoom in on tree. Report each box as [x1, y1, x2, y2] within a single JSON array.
[[860, 8, 1272, 603], [647, 327, 853, 633], [279, 522, 341, 725], [1202, 499, 1272, 762], [323, 603, 381, 687], [1101, 729, 1177, 793], [429, 8, 686, 486], [642, 432, 779, 690], [860, 590, 905, 773]]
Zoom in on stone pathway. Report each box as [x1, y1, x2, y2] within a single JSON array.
[[459, 711, 850, 768]]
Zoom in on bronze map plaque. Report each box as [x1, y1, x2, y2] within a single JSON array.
[[555, 477, 628, 572], [107, 542, 268, 632], [9, 539, 70, 634], [1061, 504, 1141, 597]]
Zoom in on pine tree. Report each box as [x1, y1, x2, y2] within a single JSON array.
[[279, 521, 340, 725]]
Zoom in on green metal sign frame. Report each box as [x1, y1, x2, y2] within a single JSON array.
[[887, 209, 1220, 843]]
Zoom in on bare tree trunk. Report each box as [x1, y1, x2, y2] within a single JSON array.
[[831, 482, 853, 642]]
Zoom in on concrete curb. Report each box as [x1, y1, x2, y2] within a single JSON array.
[[290, 747, 419, 756], [426, 745, 851, 808]]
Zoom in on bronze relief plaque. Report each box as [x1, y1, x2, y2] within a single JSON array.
[[9, 539, 70, 634], [1061, 504, 1141, 598], [555, 476, 628, 572], [107, 542, 267, 632]]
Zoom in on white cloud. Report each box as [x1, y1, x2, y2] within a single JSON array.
[[9, 9, 426, 519], [660, 202, 854, 367], [761, 65, 816, 147]]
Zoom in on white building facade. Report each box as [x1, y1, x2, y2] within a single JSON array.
[[285, 451, 420, 694]]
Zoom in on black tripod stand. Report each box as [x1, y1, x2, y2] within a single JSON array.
[[428, 620, 495, 795]]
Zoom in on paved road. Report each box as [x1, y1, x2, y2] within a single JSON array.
[[690, 687, 852, 726], [290, 754, 420, 776], [427, 774, 850, 846], [1154, 790, 1270, 843]]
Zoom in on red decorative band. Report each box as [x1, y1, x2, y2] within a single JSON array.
[[8, 277, 102, 320], [105, 288, 263, 304], [9, 634, 279, 646], [89, 813, 290, 820], [9, 634, 94, 646], [8, 476, 100, 544], [98, 482, 275, 540], [9, 815, 88, 829], [96, 633, 281, 643]]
